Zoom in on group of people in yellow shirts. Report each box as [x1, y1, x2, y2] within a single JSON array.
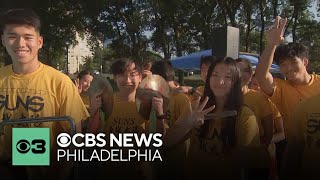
[[0, 8, 320, 180]]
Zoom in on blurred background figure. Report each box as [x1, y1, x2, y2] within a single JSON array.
[[75, 70, 94, 108]]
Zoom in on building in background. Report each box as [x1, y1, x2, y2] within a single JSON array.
[[67, 33, 93, 74]]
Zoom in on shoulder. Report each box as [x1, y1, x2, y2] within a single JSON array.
[[42, 64, 74, 84], [239, 105, 256, 118], [0, 65, 13, 77]]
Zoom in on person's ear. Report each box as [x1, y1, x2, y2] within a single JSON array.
[[302, 57, 309, 67]]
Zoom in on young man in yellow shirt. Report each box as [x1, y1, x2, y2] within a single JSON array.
[[0, 9, 89, 180], [256, 16, 320, 179]]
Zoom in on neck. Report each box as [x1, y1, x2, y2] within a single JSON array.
[[167, 81, 178, 90], [241, 85, 250, 95], [118, 90, 136, 102], [290, 72, 312, 86], [215, 97, 226, 110], [12, 59, 40, 75]]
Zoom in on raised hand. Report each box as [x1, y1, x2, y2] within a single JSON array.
[[266, 16, 287, 46], [189, 96, 215, 128], [152, 96, 164, 117], [90, 92, 102, 116], [74, 78, 82, 93]]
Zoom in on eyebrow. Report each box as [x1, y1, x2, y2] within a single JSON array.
[[6, 32, 35, 37]]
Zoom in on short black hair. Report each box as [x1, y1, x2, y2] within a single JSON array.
[[111, 58, 140, 75], [77, 70, 93, 80], [200, 55, 215, 68], [274, 42, 308, 64], [0, 8, 41, 33], [150, 60, 175, 81]]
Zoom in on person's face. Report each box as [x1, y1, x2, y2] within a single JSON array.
[[1, 24, 43, 65], [80, 74, 93, 92], [249, 76, 260, 91], [279, 57, 308, 83], [114, 62, 141, 93], [210, 63, 233, 98], [236, 61, 252, 87], [201, 63, 210, 82]]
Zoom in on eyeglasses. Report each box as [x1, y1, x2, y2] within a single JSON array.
[[118, 72, 140, 81]]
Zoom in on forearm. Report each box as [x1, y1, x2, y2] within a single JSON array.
[[256, 43, 277, 79], [271, 132, 285, 143], [162, 116, 193, 147]]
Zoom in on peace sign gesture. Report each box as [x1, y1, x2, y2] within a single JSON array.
[[189, 96, 215, 128], [266, 16, 287, 46]]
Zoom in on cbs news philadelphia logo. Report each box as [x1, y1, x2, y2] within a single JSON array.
[[12, 128, 50, 166]]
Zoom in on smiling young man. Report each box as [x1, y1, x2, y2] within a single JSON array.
[[255, 16, 320, 179], [0, 9, 89, 180]]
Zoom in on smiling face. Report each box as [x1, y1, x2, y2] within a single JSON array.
[[114, 62, 142, 94], [79, 74, 94, 92], [279, 57, 308, 83], [236, 60, 252, 87], [209, 63, 233, 98], [2, 24, 43, 66]]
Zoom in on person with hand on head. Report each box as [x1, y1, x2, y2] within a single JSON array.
[[0, 8, 89, 180], [98, 58, 164, 180], [163, 57, 260, 179], [255, 16, 320, 179]]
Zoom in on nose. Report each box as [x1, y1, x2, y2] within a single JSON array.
[[16, 37, 26, 47], [219, 77, 225, 85]]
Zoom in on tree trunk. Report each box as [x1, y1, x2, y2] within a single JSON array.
[[245, 7, 252, 52]]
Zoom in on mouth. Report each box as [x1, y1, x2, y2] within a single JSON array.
[[15, 50, 29, 56]]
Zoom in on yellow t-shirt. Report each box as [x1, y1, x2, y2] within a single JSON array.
[[104, 93, 148, 135], [243, 89, 273, 137], [163, 92, 191, 178], [102, 93, 149, 179], [289, 95, 320, 178], [186, 106, 260, 179], [0, 63, 89, 160], [271, 74, 320, 137], [80, 93, 90, 110]]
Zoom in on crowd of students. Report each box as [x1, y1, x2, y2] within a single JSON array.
[[0, 8, 320, 180]]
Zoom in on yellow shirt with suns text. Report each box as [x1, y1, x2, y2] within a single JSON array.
[[289, 95, 320, 178], [0, 63, 89, 161]]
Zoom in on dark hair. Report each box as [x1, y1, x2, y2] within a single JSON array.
[[235, 57, 253, 75], [274, 42, 308, 64], [142, 58, 154, 70], [199, 57, 243, 148], [111, 58, 140, 75], [200, 55, 215, 68], [150, 60, 175, 81], [0, 8, 41, 33], [77, 70, 93, 80]]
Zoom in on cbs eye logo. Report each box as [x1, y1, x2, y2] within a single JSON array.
[[16, 139, 46, 154], [57, 133, 71, 147]]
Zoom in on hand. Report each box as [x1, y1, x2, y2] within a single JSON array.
[[74, 78, 82, 93], [142, 70, 152, 78], [90, 93, 102, 116], [189, 97, 215, 128], [266, 16, 287, 46], [152, 96, 164, 116]]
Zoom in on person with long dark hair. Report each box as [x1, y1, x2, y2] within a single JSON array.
[[163, 57, 260, 179]]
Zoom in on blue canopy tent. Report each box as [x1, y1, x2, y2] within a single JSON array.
[[170, 49, 280, 73]]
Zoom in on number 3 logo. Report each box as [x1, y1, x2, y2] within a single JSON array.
[[16, 139, 46, 154]]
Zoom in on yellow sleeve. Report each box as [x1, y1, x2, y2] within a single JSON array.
[[56, 77, 90, 132], [236, 106, 260, 146], [269, 99, 281, 119], [172, 93, 191, 124]]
